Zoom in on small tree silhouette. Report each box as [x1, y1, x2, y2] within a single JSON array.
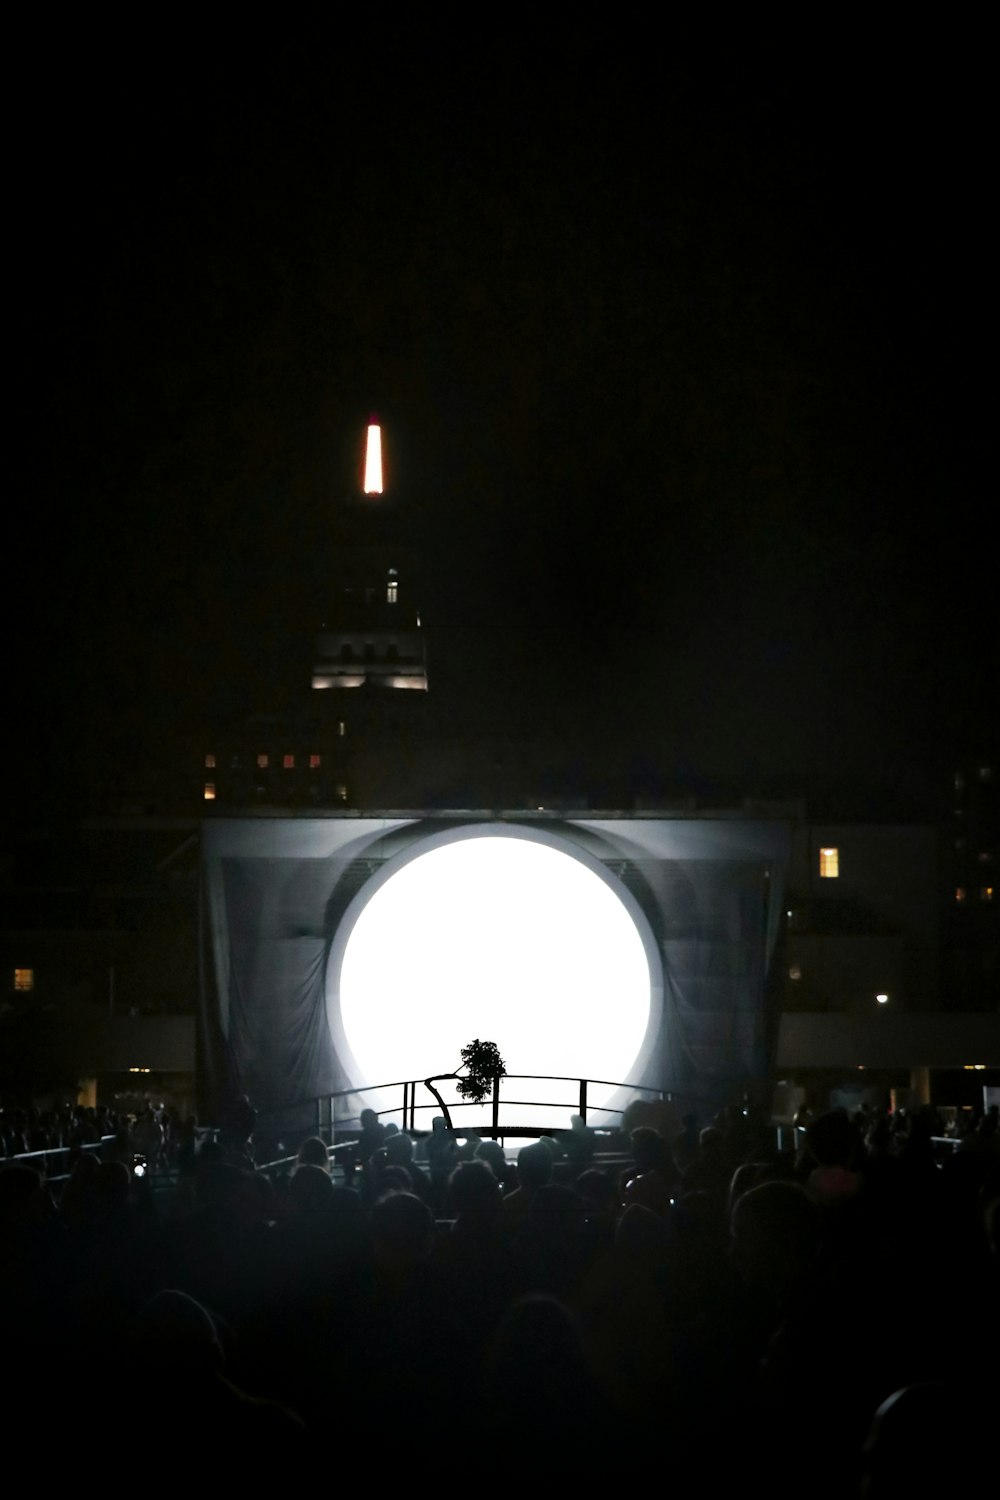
[[455, 1039, 507, 1104], [424, 1039, 507, 1128]]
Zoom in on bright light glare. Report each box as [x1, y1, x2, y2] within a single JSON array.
[[364, 421, 383, 493], [336, 835, 652, 1127]]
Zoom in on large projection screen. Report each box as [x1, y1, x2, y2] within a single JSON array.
[[198, 814, 789, 1131]]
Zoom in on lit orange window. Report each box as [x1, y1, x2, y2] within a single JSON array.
[[955, 887, 967, 903], [205, 753, 216, 768], [309, 754, 321, 769], [14, 968, 34, 991], [257, 754, 269, 769], [819, 847, 839, 878], [283, 754, 295, 769], [204, 783, 216, 801], [982, 887, 995, 903]]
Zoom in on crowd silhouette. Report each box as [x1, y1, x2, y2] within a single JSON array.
[[2, 1095, 997, 1489]]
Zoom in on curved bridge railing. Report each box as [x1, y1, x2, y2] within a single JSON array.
[[253, 1073, 673, 1171]]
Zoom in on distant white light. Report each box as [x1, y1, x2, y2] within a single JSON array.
[[876, 992, 889, 1005], [364, 418, 383, 494], [333, 833, 654, 1128]]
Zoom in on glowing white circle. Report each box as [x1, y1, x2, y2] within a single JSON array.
[[337, 834, 652, 1128]]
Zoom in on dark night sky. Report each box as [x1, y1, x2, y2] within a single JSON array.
[[8, 25, 996, 831]]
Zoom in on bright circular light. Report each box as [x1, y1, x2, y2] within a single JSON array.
[[334, 833, 653, 1128]]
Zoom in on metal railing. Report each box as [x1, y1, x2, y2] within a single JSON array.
[[1, 1135, 120, 1185], [253, 1072, 671, 1168]]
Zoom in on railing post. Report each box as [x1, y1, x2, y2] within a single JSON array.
[[492, 1075, 500, 1137], [579, 1078, 588, 1125]]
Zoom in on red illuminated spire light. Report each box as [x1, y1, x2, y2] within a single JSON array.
[[363, 415, 383, 495]]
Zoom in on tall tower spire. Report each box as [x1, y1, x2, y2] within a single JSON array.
[[363, 413, 383, 495], [312, 414, 428, 695]]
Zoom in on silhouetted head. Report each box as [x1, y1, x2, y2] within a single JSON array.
[[481, 1292, 603, 1447], [575, 1168, 616, 1216], [730, 1179, 823, 1295], [329, 1185, 368, 1240], [372, 1162, 413, 1197], [448, 1159, 502, 1219], [487, 1293, 589, 1376], [372, 1190, 434, 1268], [729, 1160, 781, 1215], [288, 1162, 335, 1216], [525, 1182, 585, 1238], [615, 1200, 668, 1257], [474, 1139, 507, 1180], [384, 1130, 414, 1166], [59, 1152, 102, 1227], [623, 1169, 673, 1218], [631, 1126, 668, 1173], [517, 1140, 554, 1190], [295, 1136, 329, 1170], [94, 1159, 132, 1212]]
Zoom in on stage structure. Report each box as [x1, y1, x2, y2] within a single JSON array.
[[198, 812, 790, 1132]]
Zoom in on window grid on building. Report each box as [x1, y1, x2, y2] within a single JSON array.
[[819, 847, 839, 878]]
